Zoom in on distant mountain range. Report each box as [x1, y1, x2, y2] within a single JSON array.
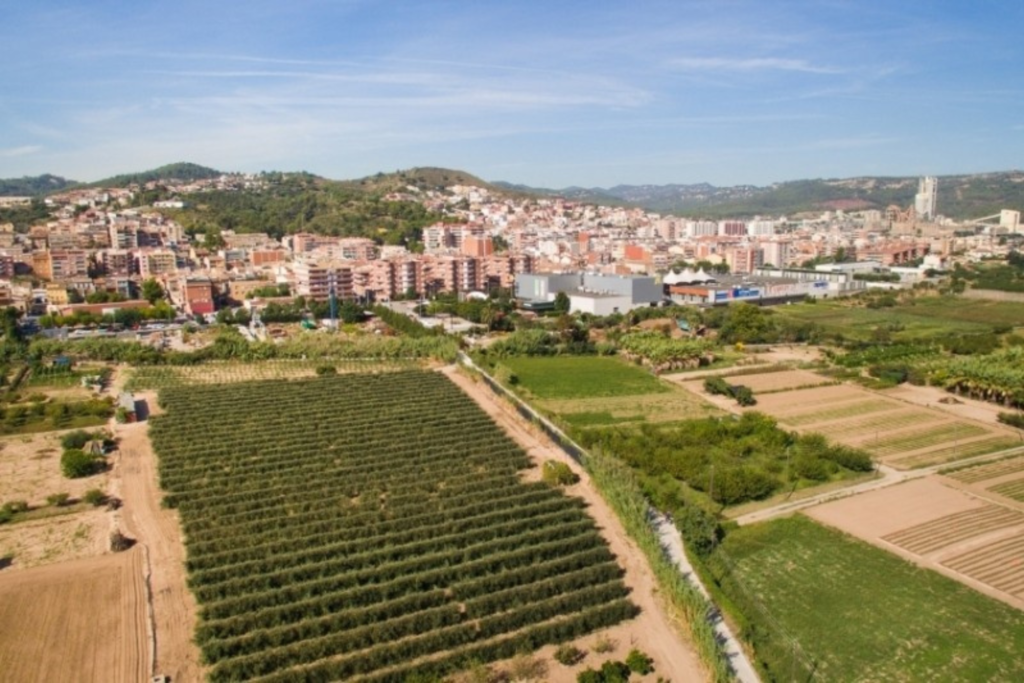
[[3, 162, 1021, 222], [494, 171, 1024, 221]]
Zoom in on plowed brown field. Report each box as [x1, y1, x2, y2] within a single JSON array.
[[0, 547, 148, 682]]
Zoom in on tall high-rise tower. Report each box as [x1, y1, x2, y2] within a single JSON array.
[[914, 176, 938, 220]]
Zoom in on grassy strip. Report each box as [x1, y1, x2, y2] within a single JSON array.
[[581, 449, 733, 682]]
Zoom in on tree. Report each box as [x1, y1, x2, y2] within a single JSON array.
[[141, 278, 165, 304], [553, 291, 570, 314], [61, 449, 103, 478]]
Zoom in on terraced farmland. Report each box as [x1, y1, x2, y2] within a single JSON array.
[[943, 532, 1024, 599], [947, 456, 1024, 484], [990, 477, 1024, 502], [149, 370, 637, 682], [882, 505, 1024, 554], [742, 383, 1016, 469]]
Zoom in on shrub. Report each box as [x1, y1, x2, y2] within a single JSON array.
[[593, 635, 616, 653], [315, 365, 337, 376], [542, 460, 580, 487], [83, 489, 107, 506], [731, 384, 756, 406], [493, 363, 519, 386], [577, 671, 603, 683], [60, 429, 95, 450], [599, 661, 631, 683], [109, 530, 134, 552], [997, 412, 1024, 430], [46, 492, 70, 507], [60, 449, 102, 478], [554, 643, 586, 666], [704, 376, 730, 396], [2, 500, 29, 514], [625, 649, 654, 674]]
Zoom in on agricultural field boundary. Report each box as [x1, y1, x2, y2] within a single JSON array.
[[456, 353, 747, 682], [736, 446, 1024, 527]]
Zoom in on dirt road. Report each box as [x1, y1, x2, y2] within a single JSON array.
[[114, 390, 201, 683]]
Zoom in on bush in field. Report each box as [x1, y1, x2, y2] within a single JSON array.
[[83, 488, 107, 506], [46, 492, 70, 507], [60, 448, 103, 478], [542, 460, 580, 486], [554, 643, 586, 666], [704, 376, 730, 396], [731, 384, 756, 406], [314, 365, 337, 376], [60, 429, 95, 450], [109, 530, 134, 552], [625, 649, 654, 674], [997, 412, 1024, 430], [493, 363, 519, 386]]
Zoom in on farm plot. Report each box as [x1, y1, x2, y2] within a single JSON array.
[[942, 532, 1024, 599], [540, 387, 720, 430], [125, 358, 417, 391], [989, 476, 1024, 502], [947, 455, 1024, 484], [807, 477, 1024, 609], [708, 515, 1024, 682], [882, 505, 1024, 554], [149, 370, 638, 682], [719, 368, 834, 394], [740, 383, 1015, 469], [0, 547, 148, 683]]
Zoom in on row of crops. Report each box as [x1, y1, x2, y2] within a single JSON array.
[[148, 370, 637, 681], [125, 358, 420, 391]]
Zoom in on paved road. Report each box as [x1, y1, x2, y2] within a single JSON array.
[[652, 512, 761, 683], [734, 445, 1024, 526]]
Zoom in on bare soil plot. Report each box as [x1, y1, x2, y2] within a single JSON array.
[[884, 382, 1018, 426], [0, 547, 148, 683], [444, 367, 707, 683], [719, 368, 834, 393], [0, 430, 111, 507], [0, 508, 109, 569], [806, 477, 1024, 609], [730, 382, 1017, 469]]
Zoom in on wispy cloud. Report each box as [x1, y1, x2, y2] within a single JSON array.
[[0, 145, 42, 158], [669, 57, 844, 74]]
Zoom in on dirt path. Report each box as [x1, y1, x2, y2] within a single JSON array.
[[442, 366, 708, 682], [112, 385, 201, 683]]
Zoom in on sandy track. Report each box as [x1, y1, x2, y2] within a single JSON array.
[[114, 400, 201, 683], [442, 367, 708, 682], [0, 548, 148, 682]]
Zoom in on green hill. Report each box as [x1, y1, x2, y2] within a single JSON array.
[[0, 174, 78, 197], [93, 162, 222, 187]]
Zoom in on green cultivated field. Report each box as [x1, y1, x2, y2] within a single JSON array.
[[503, 356, 670, 399], [710, 516, 1024, 682], [149, 371, 636, 682], [774, 296, 1024, 341]]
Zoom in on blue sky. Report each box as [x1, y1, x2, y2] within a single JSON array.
[[1, 1, 1021, 187]]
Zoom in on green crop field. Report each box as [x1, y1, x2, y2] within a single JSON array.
[[774, 295, 1022, 341], [149, 371, 637, 682], [502, 356, 670, 399], [709, 516, 1024, 682]]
